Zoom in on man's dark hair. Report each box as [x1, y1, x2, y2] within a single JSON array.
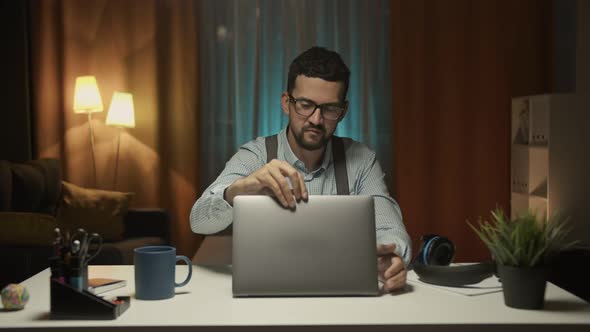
[[287, 46, 350, 101]]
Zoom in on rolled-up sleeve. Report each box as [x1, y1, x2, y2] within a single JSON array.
[[190, 139, 266, 234], [353, 148, 412, 265]]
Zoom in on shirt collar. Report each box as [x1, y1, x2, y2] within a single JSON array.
[[279, 126, 333, 173]]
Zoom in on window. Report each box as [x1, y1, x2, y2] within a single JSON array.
[[199, 0, 392, 188]]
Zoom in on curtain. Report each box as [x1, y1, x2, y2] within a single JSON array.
[[391, 0, 552, 261], [29, 0, 203, 256], [198, 0, 393, 189]]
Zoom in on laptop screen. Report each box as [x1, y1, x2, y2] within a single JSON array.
[[232, 195, 378, 297]]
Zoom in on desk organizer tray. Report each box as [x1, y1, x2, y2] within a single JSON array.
[[50, 278, 130, 320]]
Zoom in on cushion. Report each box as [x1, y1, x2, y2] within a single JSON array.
[[0, 212, 58, 245], [56, 181, 134, 241]]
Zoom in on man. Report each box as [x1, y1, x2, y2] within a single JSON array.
[[190, 46, 411, 293]]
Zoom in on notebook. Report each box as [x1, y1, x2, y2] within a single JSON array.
[[87, 278, 126, 295], [232, 195, 378, 297]]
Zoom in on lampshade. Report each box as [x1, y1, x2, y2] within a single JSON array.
[[106, 92, 135, 128], [73, 76, 104, 113]]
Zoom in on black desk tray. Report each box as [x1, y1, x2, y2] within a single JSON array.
[[50, 278, 130, 320]]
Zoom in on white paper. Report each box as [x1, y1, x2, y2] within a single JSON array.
[[407, 271, 502, 296]]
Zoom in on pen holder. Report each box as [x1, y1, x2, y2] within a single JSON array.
[[50, 278, 130, 320]]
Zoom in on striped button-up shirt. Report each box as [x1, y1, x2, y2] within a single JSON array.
[[190, 127, 412, 264]]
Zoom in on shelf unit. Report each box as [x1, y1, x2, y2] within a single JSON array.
[[510, 93, 590, 246], [510, 95, 550, 219]]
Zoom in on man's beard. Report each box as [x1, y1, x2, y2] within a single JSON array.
[[292, 124, 329, 151]]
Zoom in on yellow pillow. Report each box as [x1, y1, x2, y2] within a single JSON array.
[[56, 181, 134, 241], [0, 212, 58, 245]]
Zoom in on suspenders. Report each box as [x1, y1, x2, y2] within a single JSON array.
[[264, 134, 349, 195], [217, 134, 349, 235]]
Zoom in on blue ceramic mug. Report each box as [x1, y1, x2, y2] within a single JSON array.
[[134, 246, 193, 300]]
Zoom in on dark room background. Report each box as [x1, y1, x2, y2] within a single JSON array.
[[1, 0, 580, 260]]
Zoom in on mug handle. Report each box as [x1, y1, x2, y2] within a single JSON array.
[[175, 255, 193, 287]]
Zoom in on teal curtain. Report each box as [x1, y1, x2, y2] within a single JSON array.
[[199, 0, 392, 188]]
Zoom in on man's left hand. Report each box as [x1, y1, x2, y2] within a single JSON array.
[[377, 243, 407, 293]]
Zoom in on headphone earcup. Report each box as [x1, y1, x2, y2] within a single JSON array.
[[417, 235, 455, 266]]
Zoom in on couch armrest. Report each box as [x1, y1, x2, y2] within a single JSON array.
[[123, 208, 170, 244]]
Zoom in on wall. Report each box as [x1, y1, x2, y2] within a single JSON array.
[[576, 0, 590, 92], [550, 0, 590, 246], [391, 0, 553, 261], [549, 94, 590, 246], [552, 0, 576, 92], [0, 0, 32, 162]]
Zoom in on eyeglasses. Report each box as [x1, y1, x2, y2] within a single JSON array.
[[288, 94, 347, 121]]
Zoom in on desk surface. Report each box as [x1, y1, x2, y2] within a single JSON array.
[[1, 265, 589, 332]]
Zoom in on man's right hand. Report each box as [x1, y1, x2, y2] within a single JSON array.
[[224, 159, 308, 208]]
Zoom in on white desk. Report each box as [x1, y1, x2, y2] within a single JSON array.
[[1, 265, 589, 332]]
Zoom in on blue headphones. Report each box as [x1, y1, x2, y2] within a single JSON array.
[[412, 234, 495, 287]]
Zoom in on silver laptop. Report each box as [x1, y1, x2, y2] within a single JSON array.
[[232, 195, 378, 297]]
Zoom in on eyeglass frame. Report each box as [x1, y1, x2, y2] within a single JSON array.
[[287, 94, 348, 121]]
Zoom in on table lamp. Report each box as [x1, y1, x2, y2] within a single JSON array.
[[105, 91, 135, 189], [73, 76, 104, 186]]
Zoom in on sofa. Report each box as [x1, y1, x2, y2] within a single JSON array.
[[0, 159, 170, 288]]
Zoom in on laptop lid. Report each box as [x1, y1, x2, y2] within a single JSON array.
[[232, 195, 378, 297]]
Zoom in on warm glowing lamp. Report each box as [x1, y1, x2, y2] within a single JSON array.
[[106, 92, 135, 189], [73, 76, 104, 185], [73, 76, 104, 113]]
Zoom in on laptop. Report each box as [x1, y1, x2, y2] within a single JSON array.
[[232, 195, 379, 297]]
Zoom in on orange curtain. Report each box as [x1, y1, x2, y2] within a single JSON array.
[[29, 0, 202, 256], [391, 0, 552, 261]]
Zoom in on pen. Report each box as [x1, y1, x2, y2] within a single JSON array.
[[62, 229, 71, 257], [53, 227, 62, 256], [72, 228, 88, 259], [49, 256, 65, 284]]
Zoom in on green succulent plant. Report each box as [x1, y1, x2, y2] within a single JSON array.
[[468, 208, 577, 267]]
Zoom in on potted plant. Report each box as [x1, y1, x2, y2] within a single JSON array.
[[469, 208, 576, 309]]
